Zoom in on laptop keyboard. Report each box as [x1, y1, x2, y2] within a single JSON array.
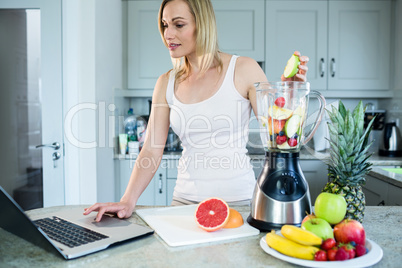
[[34, 217, 109, 248]]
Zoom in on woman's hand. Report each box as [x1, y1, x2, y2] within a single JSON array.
[[281, 51, 309, 82], [83, 201, 135, 222]]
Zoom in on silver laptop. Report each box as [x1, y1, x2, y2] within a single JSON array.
[[0, 186, 153, 259]]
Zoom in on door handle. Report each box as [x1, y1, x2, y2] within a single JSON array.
[[158, 174, 163, 194], [319, 58, 325, 77], [53, 152, 61, 161], [36, 142, 60, 150], [330, 58, 336, 77]]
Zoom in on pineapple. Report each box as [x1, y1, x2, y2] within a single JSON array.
[[322, 101, 375, 223]]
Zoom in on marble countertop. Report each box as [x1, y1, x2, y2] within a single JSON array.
[[0, 205, 401, 267]]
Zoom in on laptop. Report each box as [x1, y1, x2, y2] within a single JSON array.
[[0, 186, 154, 259]]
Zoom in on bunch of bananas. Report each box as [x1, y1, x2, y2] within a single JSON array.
[[266, 225, 322, 260]]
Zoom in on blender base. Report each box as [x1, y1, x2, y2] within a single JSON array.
[[246, 215, 301, 232]]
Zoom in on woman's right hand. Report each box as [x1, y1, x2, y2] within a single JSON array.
[[83, 201, 135, 222]]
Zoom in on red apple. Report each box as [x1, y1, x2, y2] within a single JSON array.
[[334, 219, 366, 246], [301, 213, 316, 225]]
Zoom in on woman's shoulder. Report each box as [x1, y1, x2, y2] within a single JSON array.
[[235, 55, 260, 69], [153, 70, 173, 102]]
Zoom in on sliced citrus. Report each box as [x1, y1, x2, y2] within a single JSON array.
[[195, 197, 230, 232], [223, 208, 244, 229], [268, 106, 293, 120]]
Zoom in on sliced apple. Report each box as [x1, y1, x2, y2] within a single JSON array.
[[277, 141, 291, 150], [285, 114, 302, 138], [283, 54, 300, 78], [293, 105, 306, 121]]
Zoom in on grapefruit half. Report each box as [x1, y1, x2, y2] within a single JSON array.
[[195, 197, 230, 232], [223, 208, 244, 229]]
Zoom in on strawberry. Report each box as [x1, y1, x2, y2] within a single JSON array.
[[276, 133, 287, 145], [288, 137, 298, 147], [355, 244, 368, 257], [341, 243, 356, 259], [314, 250, 328, 261], [335, 247, 349, 261], [321, 238, 336, 251], [327, 247, 338, 261], [274, 97, 285, 108]]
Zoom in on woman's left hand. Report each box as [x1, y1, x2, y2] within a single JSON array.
[[281, 51, 309, 82]]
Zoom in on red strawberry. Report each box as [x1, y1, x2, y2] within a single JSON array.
[[355, 244, 368, 257], [341, 244, 356, 259], [335, 247, 349, 261], [314, 250, 328, 261], [321, 238, 336, 251], [276, 134, 287, 145], [274, 97, 285, 108], [327, 247, 338, 261], [288, 137, 298, 147]]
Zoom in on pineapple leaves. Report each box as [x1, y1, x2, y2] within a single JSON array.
[[339, 101, 347, 118], [326, 100, 375, 186], [352, 101, 364, 137]]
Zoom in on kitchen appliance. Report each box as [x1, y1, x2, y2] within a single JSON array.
[[247, 82, 326, 231], [364, 103, 386, 153], [379, 122, 402, 157]]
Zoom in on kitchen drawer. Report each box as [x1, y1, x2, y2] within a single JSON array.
[[362, 175, 388, 206], [387, 184, 402, 206], [167, 160, 179, 179]]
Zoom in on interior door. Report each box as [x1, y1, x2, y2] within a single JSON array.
[[0, 0, 64, 209]]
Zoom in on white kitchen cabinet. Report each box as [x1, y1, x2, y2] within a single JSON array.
[[213, 0, 265, 61], [265, 0, 391, 97], [167, 159, 179, 205], [118, 159, 167, 206], [127, 1, 172, 90], [127, 0, 265, 90]]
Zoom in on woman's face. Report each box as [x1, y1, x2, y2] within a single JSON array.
[[162, 0, 196, 59]]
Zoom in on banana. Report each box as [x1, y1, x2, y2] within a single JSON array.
[[266, 230, 319, 260], [281, 225, 322, 246]]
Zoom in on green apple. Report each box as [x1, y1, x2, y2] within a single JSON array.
[[284, 114, 301, 138], [314, 193, 347, 225], [283, 54, 300, 78], [302, 218, 334, 240]]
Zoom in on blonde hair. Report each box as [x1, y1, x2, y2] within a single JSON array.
[[158, 0, 222, 82]]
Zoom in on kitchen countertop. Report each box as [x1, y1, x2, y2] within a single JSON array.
[[369, 167, 402, 188], [1, 205, 401, 267]]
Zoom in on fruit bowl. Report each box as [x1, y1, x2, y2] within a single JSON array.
[[260, 237, 383, 267]]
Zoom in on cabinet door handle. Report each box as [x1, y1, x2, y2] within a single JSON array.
[[330, 58, 336, 77], [319, 58, 325, 77], [158, 174, 163, 194]]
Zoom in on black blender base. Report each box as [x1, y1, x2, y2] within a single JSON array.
[[247, 215, 301, 232]]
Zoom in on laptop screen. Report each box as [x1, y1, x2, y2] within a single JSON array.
[[0, 187, 64, 257]]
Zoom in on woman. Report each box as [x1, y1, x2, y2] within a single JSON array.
[[85, 0, 308, 221]]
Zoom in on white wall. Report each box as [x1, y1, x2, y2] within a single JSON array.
[[63, 0, 123, 204]]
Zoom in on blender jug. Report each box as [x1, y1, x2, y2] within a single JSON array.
[[248, 81, 326, 231], [255, 81, 326, 152]]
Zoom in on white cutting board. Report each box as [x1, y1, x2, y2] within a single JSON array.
[[136, 205, 260, 247]]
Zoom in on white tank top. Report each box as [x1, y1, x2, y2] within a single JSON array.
[[166, 55, 255, 202]]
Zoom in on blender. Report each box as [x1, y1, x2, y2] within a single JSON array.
[[247, 81, 326, 231]]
